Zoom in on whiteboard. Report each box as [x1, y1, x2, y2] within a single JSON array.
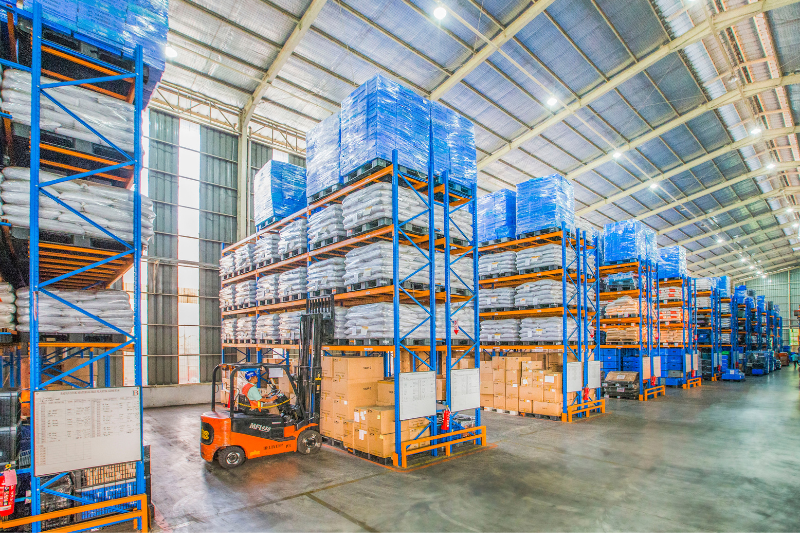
[[653, 356, 661, 378], [566, 362, 583, 393], [34, 387, 142, 477], [588, 361, 602, 389], [398, 371, 436, 421], [642, 357, 651, 380], [450, 369, 480, 412]]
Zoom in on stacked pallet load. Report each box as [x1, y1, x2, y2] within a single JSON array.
[[477, 190, 516, 244]]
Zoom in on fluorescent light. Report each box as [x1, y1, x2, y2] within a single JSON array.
[[612, 151, 622, 159], [787, 208, 794, 213], [750, 127, 762, 135], [762, 275, 767, 279], [165, 46, 177, 58], [547, 96, 558, 106], [649, 182, 658, 189], [749, 266, 755, 269], [767, 163, 776, 169], [793, 223, 799, 228], [434, 6, 447, 19], [740, 258, 746, 262], [716, 237, 724, 243]]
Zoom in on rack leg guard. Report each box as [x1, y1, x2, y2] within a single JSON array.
[[562, 399, 606, 422], [394, 426, 486, 468], [682, 377, 702, 389], [639, 385, 666, 401]]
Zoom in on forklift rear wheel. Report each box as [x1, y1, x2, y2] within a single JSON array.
[[218, 446, 246, 469], [296, 429, 322, 455]]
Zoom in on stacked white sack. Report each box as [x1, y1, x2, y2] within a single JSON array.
[[341, 183, 427, 231], [16, 288, 133, 334], [344, 303, 429, 340], [0, 282, 15, 328], [219, 254, 234, 277], [256, 314, 280, 340], [234, 244, 254, 271], [219, 285, 234, 308], [235, 316, 257, 341], [279, 311, 303, 341], [278, 267, 307, 297], [515, 244, 574, 271], [221, 318, 237, 341], [233, 281, 257, 307], [0, 167, 155, 244], [479, 252, 516, 277], [308, 204, 345, 246], [435, 253, 474, 291], [278, 219, 307, 254], [479, 288, 515, 309], [257, 274, 278, 301], [480, 319, 519, 342], [253, 234, 279, 264], [307, 258, 345, 292], [1, 69, 136, 152], [519, 317, 580, 343], [515, 279, 575, 308], [344, 242, 429, 287], [433, 205, 474, 240]]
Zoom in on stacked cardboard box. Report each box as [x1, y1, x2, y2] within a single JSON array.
[[320, 356, 428, 458]]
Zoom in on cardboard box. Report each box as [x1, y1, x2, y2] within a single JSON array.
[[377, 380, 394, 406], [504, 396, 519, 412], [320, 412, 333, 437], [493, 380, 505, 395], [480, 361, 493, 374], [543, 387, 561, 403], [518, 399, 533, 413], [436, 378, 446, 401], [332, 416, 345, 440], [504, 369, 521, 384], [493, 393, 504, 409], [542, 372, 563, 389], [480, 394, 494, 408], [533, 401, 563, 417], [456, 356, 474, 370], [520, 384, 543, 403], [522, 360, 544, 371], [503, 356, 531, 370], [333, 356, 384, 380], [321, 376, 333, 392], [322, 356, 333, 378], [491, 358, 504, 371], [505, 383, 519, 398], [480, 380, 493, 394]]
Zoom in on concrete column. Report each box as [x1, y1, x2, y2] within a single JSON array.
[[236, 121, 251, 240]]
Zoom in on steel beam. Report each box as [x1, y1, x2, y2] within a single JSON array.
[[686, 219, 797, 256], [694, 244, 798, 276], [476, 0, 800, 171], [690, 225, 797, 267], [429, 0, 557, 101]]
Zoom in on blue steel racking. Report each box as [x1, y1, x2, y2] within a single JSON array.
[[0, 2, 148, 529], [718, 292, 733, 376], [657, 275, 694, 387], [478, 227, 602, 421], [218, 148, 484, 465], [599, 256, 661, 400]]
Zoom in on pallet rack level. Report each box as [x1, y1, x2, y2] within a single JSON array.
[[220, 150, 484, 466], [598, 257, 661, 399], [657, 276, 695, 387], [0, 3, 148, 530], [478, 225, 603, 421]]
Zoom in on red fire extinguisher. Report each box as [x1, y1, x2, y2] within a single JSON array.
[[0, 469, 17, 517], [441, 406, 451, 432], [582, 387, 590, 401]]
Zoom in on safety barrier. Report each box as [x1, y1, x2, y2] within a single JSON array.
[[395, 426, 486, 468], [562, 399, 606, 422], [0, 494, 148, 532], [682, 377, 702, 389], [639, 385, 666, 401]]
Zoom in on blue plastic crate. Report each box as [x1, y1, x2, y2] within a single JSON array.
[[599, 348, 618, 357], [77, 481, 137, 520]]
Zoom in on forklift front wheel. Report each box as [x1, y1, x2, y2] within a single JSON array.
[[297, 429, 322, 455], [217, 446, 247, 469]]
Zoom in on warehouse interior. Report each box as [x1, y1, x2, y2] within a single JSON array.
[[1, 0, 800, 531]]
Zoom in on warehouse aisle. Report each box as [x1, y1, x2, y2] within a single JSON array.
[[145, 370, 800, 532]]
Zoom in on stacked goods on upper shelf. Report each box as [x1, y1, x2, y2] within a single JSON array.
[[278, 268, 307, 299], [341, 182, 427, 233], [253, 161, 307, 227], [278, 311, 302, 342], [435, 303, 475, 342], [658, 246, 686, 279], [479, 288, 515, 309], [480, 319, 519, 343], [695, 277, 715, 292], [308, 205, 345, 248], [432, 101, 477, 187], [515, 174, 574, 237], [659, 286, 683, 301], [434, 253, 474, 292], [22, 0, 168, 73], [602, 220, 657, 264], [717, 276, 731, 297], [233, 281, 256, 307], [16, 288, 133, 333], [235, 316, 256, 342], [320, 356, 429, 457], [234, 244, 254, 272], [479, 252, 516, 278], [0, 282, 16, 330], [477, 190, 516, 244], [344, 303, 430, 341], [219, 255, 234, 277], [221, 318, 235, 342], [603, 296, 654, 344], [306, 112, 341, 200], [256, 274, 278, 302], [0, 167, 155, 243], [278, 219, 307, 255], [254, 234, 279, 265], [2, 70, 137, 152], [256, 314, 279, 342], [307, 258, 345, 294], [343, 242, 430, 288]]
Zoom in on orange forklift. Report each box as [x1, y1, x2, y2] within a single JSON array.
[[200, 298, 334, 468]]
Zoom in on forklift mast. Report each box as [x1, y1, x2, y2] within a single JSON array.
[[298, 296, 336, 427]]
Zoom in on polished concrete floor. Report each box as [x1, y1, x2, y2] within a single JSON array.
[[144, 368, 800, 532]]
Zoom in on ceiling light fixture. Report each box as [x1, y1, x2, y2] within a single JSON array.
[[649, 182, 658, 190], [794, 223, 799, 228], [750, 127, 762, 135], [434, 6, 447, 19], [547, 96, 558, 106], [165, 46, 177, 59], [767, 163, 776, 169], [612, 151, 622, 159], [749, 266, 755, 269]]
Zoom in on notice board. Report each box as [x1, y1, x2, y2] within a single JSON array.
[[398, 371, 436, 421], [450, 368, 480, 412], [34, 387, 142, 476]]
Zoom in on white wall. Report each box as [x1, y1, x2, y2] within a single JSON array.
[[143, 383, 211, 408]]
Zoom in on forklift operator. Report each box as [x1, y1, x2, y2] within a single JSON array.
[[242, 371, 264, 403]]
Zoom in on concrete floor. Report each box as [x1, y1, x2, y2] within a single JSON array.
[[145, 368, 800, 532]]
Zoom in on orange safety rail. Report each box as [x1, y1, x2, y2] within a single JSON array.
[[0, 494, 148, 532], [40, 146, 132, 187], [222, 342, 474, 353], [394, 425, 486, 468], [639, 385, 666, 401], [562, 399, 606, 422], [480, 307, 594, 319], [600, 344, 641, 348], [481, 344, 595, 351], [479, 269, 566, 289], [682, 377, 702, 389], [599, 289, 640, 301]]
